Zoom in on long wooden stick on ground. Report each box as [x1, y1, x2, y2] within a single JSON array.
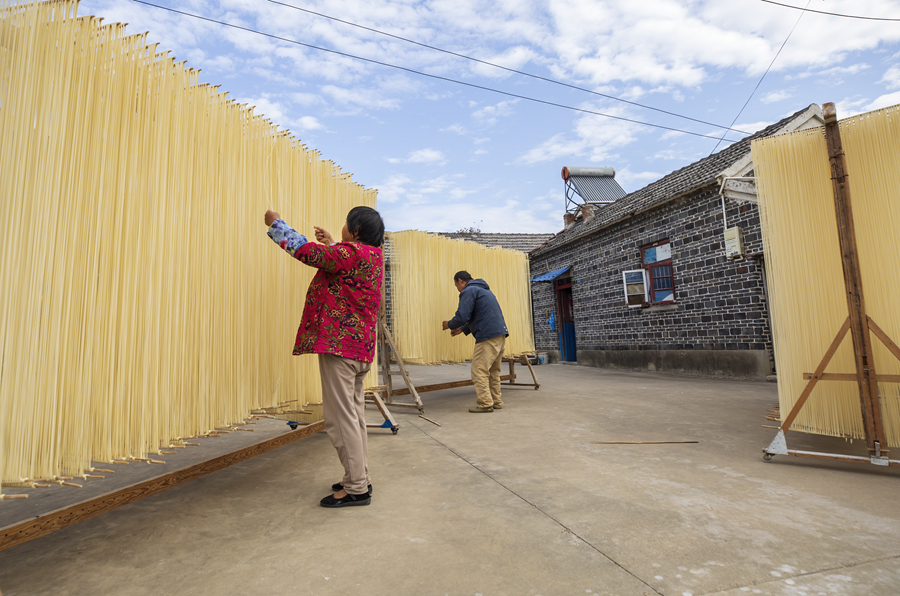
[[590, 440, 699, 444]]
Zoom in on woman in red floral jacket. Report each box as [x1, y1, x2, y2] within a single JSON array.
[[264, 206, 384, 508]]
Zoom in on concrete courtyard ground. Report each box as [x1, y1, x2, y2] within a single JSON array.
[[1, 363, 898, 596]]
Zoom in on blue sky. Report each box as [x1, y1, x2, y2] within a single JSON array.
[[78, 0, 900, 233]]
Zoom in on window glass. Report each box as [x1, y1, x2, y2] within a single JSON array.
[[642, 241, 675, 304]]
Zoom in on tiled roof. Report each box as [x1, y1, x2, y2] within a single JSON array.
[[382, 231, 554, 260], [531, 105, 817, 257], [436, 232, 556, 254]]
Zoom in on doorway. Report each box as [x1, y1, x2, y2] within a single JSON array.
[[555, 280, 576, 362]]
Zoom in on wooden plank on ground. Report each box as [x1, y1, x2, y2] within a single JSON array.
[[0, 421, 325, 553], [389, 375, 514, 396]]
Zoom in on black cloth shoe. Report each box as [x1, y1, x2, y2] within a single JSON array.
[[331, 482, 372, 495], [320, 491, 371, 508]]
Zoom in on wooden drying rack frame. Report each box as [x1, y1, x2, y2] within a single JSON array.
[[365, 303, 540, 427], [763, 102, 900, 468]]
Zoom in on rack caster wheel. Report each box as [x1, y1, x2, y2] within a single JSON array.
[[418, 409, 425, 415], [391, 427, 399, 435], [763, 453, 773, 463], [534, 386, 539, 390], [287, 421, 299, 431]]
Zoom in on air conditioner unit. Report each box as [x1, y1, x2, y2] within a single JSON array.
[[724, 226, 745, 259]]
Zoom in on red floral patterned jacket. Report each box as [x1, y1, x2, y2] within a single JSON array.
[[268, 219, 383, 362]]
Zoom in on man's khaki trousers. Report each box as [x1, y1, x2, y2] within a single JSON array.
[[318, 353, 371, 495], [471, 334, 506, 408]]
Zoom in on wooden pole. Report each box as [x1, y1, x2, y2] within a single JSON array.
[[822, 102, 888, 456], [378, 280, 393, 403]]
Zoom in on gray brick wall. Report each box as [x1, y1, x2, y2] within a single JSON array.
[[530, 185, 773, 376]]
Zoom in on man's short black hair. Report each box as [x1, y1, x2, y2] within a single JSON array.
[[454, 271, 473, 283], [346, 206, 384, 247]]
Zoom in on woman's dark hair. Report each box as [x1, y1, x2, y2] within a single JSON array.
[[346, 206, 385, 247], [454, 271, 473, 283]]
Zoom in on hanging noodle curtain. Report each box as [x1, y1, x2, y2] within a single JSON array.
[[0, 0, 377, 487], [751, 104, 900, 448], [387, 230, 535, 365]]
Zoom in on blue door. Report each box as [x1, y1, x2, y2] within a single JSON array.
[[556, 283, 576, 362]]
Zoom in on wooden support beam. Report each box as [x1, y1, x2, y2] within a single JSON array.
[[868, 317, 900, 364], [780, 317, 850, 433], [803, 373, 900, 383], [378, 318, 423, 409], [0, 421, 325, 553]]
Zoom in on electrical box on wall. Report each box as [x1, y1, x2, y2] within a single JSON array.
[[724, 226, 745, 259]]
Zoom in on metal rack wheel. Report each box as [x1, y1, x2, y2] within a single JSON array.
[[391, 427, 399, 435], [763, 453, 773, 462]]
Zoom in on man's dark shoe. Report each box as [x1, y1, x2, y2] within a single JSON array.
[[492, 403, 503, 409], [331, 482, 372, 495], [320, 492, 371, 507], [469, 406, 494, 413]]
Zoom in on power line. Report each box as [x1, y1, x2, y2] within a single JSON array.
[[759, 0, 900, 22], [708, 0, 811, 154], [268, 0, 753, 135], [131, 0, 745, 143]]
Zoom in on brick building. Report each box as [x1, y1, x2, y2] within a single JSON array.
[[529, 104, 824, 379]]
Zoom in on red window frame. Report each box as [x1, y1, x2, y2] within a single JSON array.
[[641, 240, 675, 304]]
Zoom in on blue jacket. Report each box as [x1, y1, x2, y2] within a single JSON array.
[[448, 279, 509, 343]]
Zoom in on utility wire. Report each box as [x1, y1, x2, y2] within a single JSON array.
[[760, 0, 900, 22], [131, 0, 744, 143], [268, 0, 752, 135], [708, 0, 811, 154]]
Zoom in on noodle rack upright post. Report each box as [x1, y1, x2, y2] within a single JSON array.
[[763, 103, 900, 468]]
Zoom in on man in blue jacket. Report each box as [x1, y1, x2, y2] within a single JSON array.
[[442, 271, 509, 413]]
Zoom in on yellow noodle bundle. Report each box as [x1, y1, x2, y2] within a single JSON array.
[[388, 230, 535, 365], [0, 0, 376, 485], [752, 104, 900, 447]]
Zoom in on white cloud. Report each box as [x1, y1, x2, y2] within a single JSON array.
[[292, 92, 322, 106], [866, 91, 900, 112], [387, 149, 447, 165], [383, 197, 559, 234], [295, 116, 325, 131], [761, 90, 792, 104], [474, 149, 488, 155], [836, 96, 872, 118], [516, 104, 645, 165], [659, 130, 686, 141], [787, 63, 872, 81], [472, 100, 519, 125], [470, 46, 538, 79], [233, 94, 325, 133], [441, 123, 469, 135], [615, 168, 663, 193], [375, 174, 412, 204], [409, 149, 447, 164], [879, 66, 900, 90], [449, 188, 477, 200], [652, 149, 695, 161], [321, 85, 402, 111], [241, 95, 290, 123]]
